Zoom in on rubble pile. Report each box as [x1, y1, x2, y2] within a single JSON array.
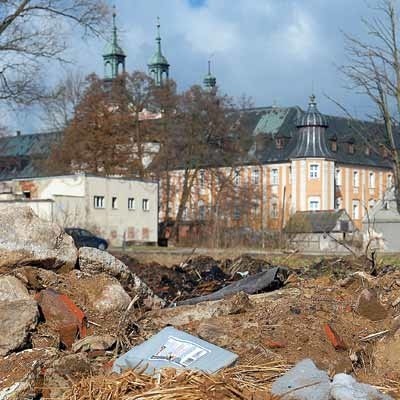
[[0, 207, 400, 399]]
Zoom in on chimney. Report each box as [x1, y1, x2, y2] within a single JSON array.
[[16, 130, 21, 136]]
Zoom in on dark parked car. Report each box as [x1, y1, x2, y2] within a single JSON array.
[[65, 228, 108, 250]]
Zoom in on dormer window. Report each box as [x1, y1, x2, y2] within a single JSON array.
[[331, 140, 337, 152], [348, 143, 355, 154], [380, 145, 389, 158], [275, 138, 284, 149], [365, 147, 370, 156]]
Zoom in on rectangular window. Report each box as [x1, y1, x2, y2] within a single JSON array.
[[112, 196, 117, 209], [233, 205, 241, 220], [199, 170, 205, 188], [309, 164, 320, 179], [93, 196, 105, 209], [388, 174, 393, 188], [271, 168, 279, 185], [23, 191, 31, 199], [369, 172, 375, 189], [142, 199, 150, 211], [234, 169, 241, 186], [271, 203, 279, 219], [353, 171, 359, 188], [128, 198, 135, 210], [252, 168, 260, 185], [335, 197, 342, 210], [308, 196, 320, 211], [352, 200, 360, 219], [335, 168, 341, 186]]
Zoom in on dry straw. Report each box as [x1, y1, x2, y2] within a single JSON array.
[[62, 361, 288, 400]]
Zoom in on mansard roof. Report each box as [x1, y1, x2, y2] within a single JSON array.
[[245, 106, 396, 168]]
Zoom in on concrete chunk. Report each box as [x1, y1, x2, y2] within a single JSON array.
[[331, 373, 393, 400], [271, 359, 331, 400]]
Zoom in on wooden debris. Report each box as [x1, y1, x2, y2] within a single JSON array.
[[62, 361, 288, 399], [359, 330, 390, 342]]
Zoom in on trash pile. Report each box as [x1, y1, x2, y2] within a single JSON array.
[[1, 207, 400, 399]]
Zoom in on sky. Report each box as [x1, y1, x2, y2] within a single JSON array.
[[15, 0, 380, 133]]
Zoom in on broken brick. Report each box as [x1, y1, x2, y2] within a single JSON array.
[[37, 288, 87, 349], [324, 323, 347, 350]]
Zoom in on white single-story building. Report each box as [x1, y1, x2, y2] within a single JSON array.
[[0, 173, 158, 247], [363, 188, 400, 252], [284, 209, 359, 252]]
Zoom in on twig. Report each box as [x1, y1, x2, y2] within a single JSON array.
[[359, 330, 389, 342]]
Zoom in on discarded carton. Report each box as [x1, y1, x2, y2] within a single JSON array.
[[113, 327, 238, 375]]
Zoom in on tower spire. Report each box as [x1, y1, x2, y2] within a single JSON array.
[[148, 17, 170, 86], [103, 5, 126, 80], [203, 59, 217, 91]]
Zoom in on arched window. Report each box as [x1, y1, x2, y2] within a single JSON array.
[[105, 61, 112, 78]]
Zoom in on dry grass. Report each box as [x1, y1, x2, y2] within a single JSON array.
[[62, 361, 288, 400]]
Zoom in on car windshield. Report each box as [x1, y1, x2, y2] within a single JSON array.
[[80, 229, 93, 237]]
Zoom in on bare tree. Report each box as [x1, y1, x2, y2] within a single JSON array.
[[161, 85, 247, 242], [342, 0, 400, 210], [0, 0, 108, 107], [40, 69, 86, 130]]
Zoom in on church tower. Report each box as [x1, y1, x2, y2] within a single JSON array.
[[148, 18, 170, 86], [203, 60, 217, 91], [103, 8, 126, 80]]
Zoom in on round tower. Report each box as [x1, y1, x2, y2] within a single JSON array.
[[290, 95, 336, 212], [203, 60, 217, 91], [148, 17, 170, 86], [103, 8, 126, 80]]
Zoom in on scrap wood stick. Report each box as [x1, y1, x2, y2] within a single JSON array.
[[359, 330, 389, 342]]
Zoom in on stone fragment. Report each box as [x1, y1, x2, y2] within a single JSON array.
[[355, 288, 388, 321], [13, 266, 59, 290], [0, 348, 57, 400], [0, 275, 30, 302], [84, 275, 132, 314], [0, 300, 38, 356], [0, 207, 77, 271], [36, 288, 87, 349], [42, 353, 91, 399], [331, 373, 393, 400], [78, 247, 165, 307], [72, 335, 116, 353], [271, 359, 331, 400]]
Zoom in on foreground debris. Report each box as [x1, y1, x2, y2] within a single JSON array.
[[1, 207, 400, 398], [62, 361, 288, 400], [178, 266, 288, 306], [113, 327, 238, 374], [0, 206, 76, 272], [272, 359, 393, 400]]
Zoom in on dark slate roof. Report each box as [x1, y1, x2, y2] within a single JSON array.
[[0, 102, 396, 180], [284, 209, 351, 233], [0, 131, 62, 180], [245, 106, 396, 168], [297, 95, 328, 128]]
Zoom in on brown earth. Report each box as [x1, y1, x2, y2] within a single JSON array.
[[2, 253, 400, 399]]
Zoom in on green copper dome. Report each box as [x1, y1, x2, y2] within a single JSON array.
[[148, 18, 170, 86], [148, 51, 169, 66], [103, 8, 126, 80], [103, 10, 125, 56], [103, 41, 125, 57], [203, 60, 216, 90]]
